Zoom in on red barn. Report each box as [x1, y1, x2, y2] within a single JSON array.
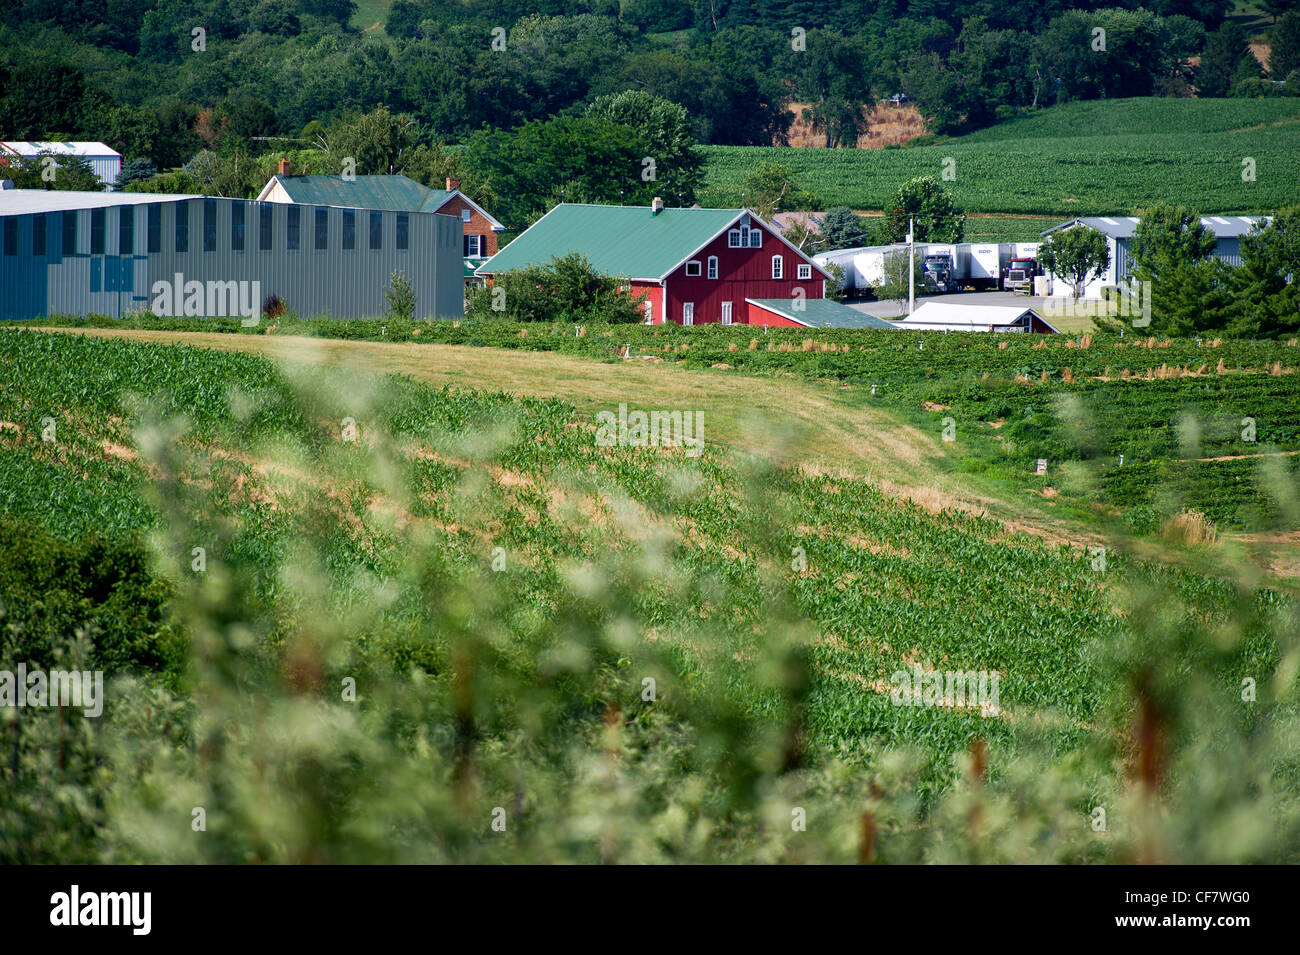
[[476, 201, 829, 325]]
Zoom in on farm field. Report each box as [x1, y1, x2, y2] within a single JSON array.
[[2, 326, 1297, 864], [961, 216, 1057, 242], [27, 318, 1300, 548], [700, 99, 1300, 215]]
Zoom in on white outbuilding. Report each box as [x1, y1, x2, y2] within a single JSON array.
[[892, 302, 1060, 333], [1, 142, 123, 190]]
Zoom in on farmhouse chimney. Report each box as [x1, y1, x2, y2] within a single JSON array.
[[446, 177, 460, 191], [651, 197, 664, 215], [277, 157, 289, 176]]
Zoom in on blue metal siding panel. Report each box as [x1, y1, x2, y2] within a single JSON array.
[[0, 212, 50, 320]]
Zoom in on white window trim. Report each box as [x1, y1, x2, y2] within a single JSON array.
[[644, 299, 654, 324], [707, 255, 718, 279], [772, 255, 783, 279], [461, 209, 471, 222], [748, 229, 762, 248], [728, 229, 742, 248], [721, 301, 733, 325], [685, 259, 702, 277], [682, 302, 694, 326], [797, 263, 812, 280]]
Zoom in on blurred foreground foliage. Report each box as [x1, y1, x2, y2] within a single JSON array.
[[0, 330, 1297, 863]]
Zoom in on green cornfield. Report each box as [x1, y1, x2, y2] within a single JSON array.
[[700, 98, 1300, 215]]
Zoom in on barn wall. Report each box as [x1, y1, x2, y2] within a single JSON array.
[[628, 281, 662, 323], [746, 303, 805, 327], [661, 220, 823, 325]]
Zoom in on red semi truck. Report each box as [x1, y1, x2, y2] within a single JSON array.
[[1002, 256, 1039, 293]]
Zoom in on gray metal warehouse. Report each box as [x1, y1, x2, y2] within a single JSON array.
[[0, 189, 464, 322]]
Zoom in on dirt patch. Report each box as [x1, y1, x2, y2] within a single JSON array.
[[101, 440, 137, 462], [785, 101, 927, 149]]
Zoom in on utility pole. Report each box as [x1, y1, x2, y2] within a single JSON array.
[[907, 216, 915, 317]]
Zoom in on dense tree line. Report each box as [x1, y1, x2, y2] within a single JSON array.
[[2, 1, 1297, 236], [3, 0, 1294, 159]]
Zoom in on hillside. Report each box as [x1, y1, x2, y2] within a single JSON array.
[[701, 98, 1300, 215], [3, 325, 1297, 862]]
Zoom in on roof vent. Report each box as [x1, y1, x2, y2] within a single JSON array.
[[651, 197, 664, 215]]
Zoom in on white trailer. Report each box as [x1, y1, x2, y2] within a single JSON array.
[[814, 244, 913, 292], [817, 240, 1031, 295], [966, 244, 1009, 290]]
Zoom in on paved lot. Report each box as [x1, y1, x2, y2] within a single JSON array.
[[844, 290, 1053, 319]]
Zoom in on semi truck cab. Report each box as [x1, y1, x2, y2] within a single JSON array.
[[1003, 257, 1038, 293]]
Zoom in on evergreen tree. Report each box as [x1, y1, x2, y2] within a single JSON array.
[[1196, 22, 1248, 96], [1270, 11, 1300, 78]]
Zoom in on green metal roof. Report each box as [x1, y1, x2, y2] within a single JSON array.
[[746, 298, 898, 329], [274, 175, 454, 213], [478, 204, 743, 279], [419, 189, 455, 213]]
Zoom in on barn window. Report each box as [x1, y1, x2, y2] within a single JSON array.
[[92, 208, 106, 254], [203, 198, 217, 252], [772, 255, 783, 279], [173, 204, 187, 253], [685, 260, 702, 277], [798, 263, 812, 280], [65, 209, 79, 254], [643, 300, 653, 324], [370, 211, 383, 250], [146, 206, 159, 253], [707, 256, 718, 279], [748, 228, 762, 248], [396, 213, 409, 250], [287, 206, 300, 251], [232, 203, 245, 252], [33, 213, 47, 256], [721, 301, 733, 325], [682, 302, 694, 326], [342, 209, 355, 250], [259, 203, 273, 250], [117, 208, 131, 255], [316, 207, 329, 250], [728, 229, 741, 248], [3, 218, 15, 256], [461, 209, 471, 222]]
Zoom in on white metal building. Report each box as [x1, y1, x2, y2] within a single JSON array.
[[1038, 215, 1267, 298], [1, 142, 123, 190]]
